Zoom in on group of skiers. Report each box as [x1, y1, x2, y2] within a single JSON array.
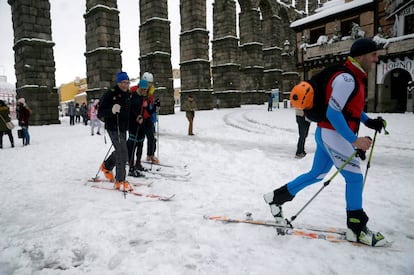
[[93, 38, 389, 248], [98, 71, 159, 192]]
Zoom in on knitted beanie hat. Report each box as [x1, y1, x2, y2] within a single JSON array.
[[139, 79, 148, 89], [350, 38, 378, 57], [116, 71, 129, 83]]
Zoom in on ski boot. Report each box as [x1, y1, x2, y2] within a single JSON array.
[[263, 185, 295, 227], [128, 168, 145, 178], [115, 180, 133, 192], [100, 163, 114, 182], [346, 209, 388, 247]]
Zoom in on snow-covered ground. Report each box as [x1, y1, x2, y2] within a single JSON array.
[[1, 105, 413, 275]]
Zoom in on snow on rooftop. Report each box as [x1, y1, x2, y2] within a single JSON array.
[[290, 0, 374, 28]]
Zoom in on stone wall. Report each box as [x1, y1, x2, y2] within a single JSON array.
[[139, 0, 174, 115], [9, 0, 59, 125], [179, 0, 212, 110], [84, 0, 122, 100], [211, 0, 241, 108]]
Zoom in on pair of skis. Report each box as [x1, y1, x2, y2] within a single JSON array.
[[87, 160, 187, 200], [140, 162, 191, 181], [204, 214, 394, 247], [88, 177, 175, 201]]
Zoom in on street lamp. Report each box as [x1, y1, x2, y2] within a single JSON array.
[[284, 40, 290, 54]]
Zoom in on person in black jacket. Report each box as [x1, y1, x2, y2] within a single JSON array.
[[127, 79, 149, 177], [98, 71, 132, 191], [0, 100, 15, 148]]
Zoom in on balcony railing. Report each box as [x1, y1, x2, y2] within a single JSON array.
[[302, 40, 353, 62]]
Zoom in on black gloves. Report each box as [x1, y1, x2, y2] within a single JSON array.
[[365, 117, 386, 133], [155, 98, 161, 107], [356, 149, 366, 161]]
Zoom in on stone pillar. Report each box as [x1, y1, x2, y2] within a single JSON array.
[[211, 0, 240, 108], [8, 0, 59, 125], [84, 0, 122, 100], [238, 7, 265, 104], [295, 1, 306, 13], [139, 0, 174, 115], [262, 12, 283, 93], [180, 0, 213, 110], [308, 0, 321, 15]]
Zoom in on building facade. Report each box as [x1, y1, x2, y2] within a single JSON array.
[[291, 0, 414, 113]]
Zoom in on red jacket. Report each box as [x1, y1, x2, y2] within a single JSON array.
[[318, 58, 366, 133]]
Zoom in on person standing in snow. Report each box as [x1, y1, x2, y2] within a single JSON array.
[[80, 102, 88, 125], [98, 71, 132, 192], [0, 100, 15, 149], [264, 38, 388, 246], [295, 108, 311, 159], [89, 99, 102, 136], [267, 93, 273, 111], [127, 79, 149, 177], [141, 72, 160, 164], [16, 98, 31, 146], [75, 103, 81, 124], [181, 95, 197, 136], [68, 102, 75, 126]]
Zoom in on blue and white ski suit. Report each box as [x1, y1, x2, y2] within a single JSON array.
[[286, 58, 370, 211]]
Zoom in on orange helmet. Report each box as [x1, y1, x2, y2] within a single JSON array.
[[290, 81, 314, 110]]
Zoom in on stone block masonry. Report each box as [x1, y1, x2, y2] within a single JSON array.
[[9, 0, 59, 125], [139, 0, 174, 115], [179, 0, 212, 110], [84, 0, 122, 100]]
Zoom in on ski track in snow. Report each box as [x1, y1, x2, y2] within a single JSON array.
[[0, 106, 413, 274]]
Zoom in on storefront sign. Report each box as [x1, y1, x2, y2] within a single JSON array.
[[377, 57, 414, 84], [385, 0, 408, 17]]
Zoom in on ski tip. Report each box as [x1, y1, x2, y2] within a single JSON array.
[[159, 194, 176, 201]]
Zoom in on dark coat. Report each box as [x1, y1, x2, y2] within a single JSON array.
[[98, 85, 130, 132], [129, 91, 145, 133], [0, 105, 11, 132], [17, 103, 31, 127]]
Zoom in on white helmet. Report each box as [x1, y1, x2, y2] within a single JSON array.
[[142, 72, 154, 83]]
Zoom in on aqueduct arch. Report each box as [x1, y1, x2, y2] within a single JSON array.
[[8, 0, 306, 124]]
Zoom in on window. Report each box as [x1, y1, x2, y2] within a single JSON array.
[[309, 26, 325, 44], [341, 17, 359, 37], [404, 14, 414, 34]]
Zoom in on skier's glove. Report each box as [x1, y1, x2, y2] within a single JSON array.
[[112, 104, 121, 114], [364, 117, 386, 133], [356, 149, 366, 161]]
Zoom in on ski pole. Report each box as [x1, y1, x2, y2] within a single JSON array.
[[128, 126, 141, 169], [156, 118, 160, 159], [92, 144, 113, 181], [363, 130, 378, 189], [116, 113, 121, 144], [156, 108, 160, 159], [362, 117, 389, 188], [379, 116, 389, 135], [286, 150, 359, 227]]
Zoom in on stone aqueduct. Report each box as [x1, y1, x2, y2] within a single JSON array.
[[8, 0, 319, 125]]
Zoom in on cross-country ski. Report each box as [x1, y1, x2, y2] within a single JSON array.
[[90, 185, 175, 201]]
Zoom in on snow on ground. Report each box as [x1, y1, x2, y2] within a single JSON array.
[[0, 105, 413, 275]]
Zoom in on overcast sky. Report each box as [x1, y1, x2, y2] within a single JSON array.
[[0, 0, 214, 86]]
